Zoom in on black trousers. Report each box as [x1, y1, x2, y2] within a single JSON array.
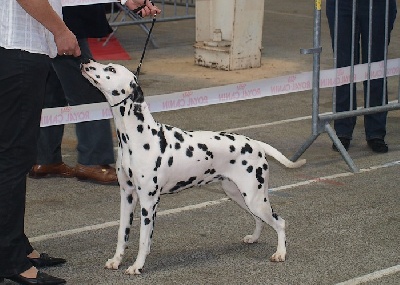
[[36, 38, 115, 166], [0, 47, 51, 276]]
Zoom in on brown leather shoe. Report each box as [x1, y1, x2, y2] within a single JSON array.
[[75, 164, 118, 185], [29, 162, 75, 179]]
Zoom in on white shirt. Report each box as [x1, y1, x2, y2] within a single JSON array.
[[0, 0, 62, 58]]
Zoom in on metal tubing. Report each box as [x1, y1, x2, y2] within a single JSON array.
[[325, 124, 359, 173], [349, 0, 356, 111], [293, 0, 399, 172], [366, 0, 373, 108]]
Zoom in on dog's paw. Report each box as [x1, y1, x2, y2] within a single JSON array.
[[105, 258, 121, 270], [270, 251, 286, 262], [125, 264, 143, 275], [243, 235, 259, 244]]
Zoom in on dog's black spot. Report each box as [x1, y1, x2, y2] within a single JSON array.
[[120, 106, 125, 116], [96, 75, 100, 79], [158, 128, 167, 154], [112, 90, 120, 96], [174, 131, 184, 142], [264, 198, 268, 202], [129, 212, 134, 225], [151, 129, 157, 135], [256, 167, 265, 184], [263, 163, 268, 170], [243, 192, 247, 197], [116, 129, 121, 144], [175, 143, 181, 150], [143, 144, 150, 150], [241, 143, 253, 154], [205, 169, 216, 175], [168, 156, 173, 167], [229, 145, 236, 152], [133, 105, 144, 122], [137, 125, 144, 133], [165, 125, 173, 131], [214, 136, 221, 140], [169, 176, 197, 192], [142, 208, 148, 216], [230, 160, 236, 164], [106, 76, 110, 79], [206, 151, 214, 159], [154, 157, 162, 171], [186, 146, 194, 157], [197, 143, 208, 151], [149, 190, 157, 196], [144, 218, 151, 225], [153, 176, 157, 184], [258, 152, 263, 158], [272, 213, 279, 220], [127, 180, 133, 187], [127, 194, 133, 204], [242, 160, 248, 165], [220, 132, 236, 141], [129, 149, 132, 155], [247, 166, 253, 173], [121, 133, 127, 144], [128, 168, 133, 177], [124, 227, 130, 242]]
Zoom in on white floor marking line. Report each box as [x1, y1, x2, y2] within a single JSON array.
[[334, 264, 400, 285], [30, 160, 400, 244], [223, 115, 312, 133]]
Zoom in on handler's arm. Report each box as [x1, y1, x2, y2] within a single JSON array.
[[16, 0, 81, 56]]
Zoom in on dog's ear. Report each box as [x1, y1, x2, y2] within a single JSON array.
[[132, 85, 144, 103]]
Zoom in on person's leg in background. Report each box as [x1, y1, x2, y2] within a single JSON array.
[[326, 0, 359, 151], [43, 38, 116, 184], [358, 0, 397, 153], [29, 66, 76, 178]]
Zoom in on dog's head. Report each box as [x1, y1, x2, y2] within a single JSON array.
[[80, 59, 144, 107]]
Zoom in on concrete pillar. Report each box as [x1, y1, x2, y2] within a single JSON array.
[[194, 0, 265, 71]]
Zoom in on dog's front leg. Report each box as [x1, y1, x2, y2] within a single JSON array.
[[125, 192, 159, 275], [105, 183, 137, 270]]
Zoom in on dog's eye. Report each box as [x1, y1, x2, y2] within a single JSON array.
[[105, 66, 116, 73]]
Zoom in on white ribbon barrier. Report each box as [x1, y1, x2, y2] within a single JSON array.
[[40, 58, 400, 127]]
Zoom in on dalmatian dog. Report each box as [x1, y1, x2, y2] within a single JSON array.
[[81, 59, 306, 275]]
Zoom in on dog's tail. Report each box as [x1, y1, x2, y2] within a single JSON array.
[[259, 142, 306, 168]]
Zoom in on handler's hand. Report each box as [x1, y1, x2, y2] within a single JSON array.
[[124, 0, 161, 16], [54, 27, 81, 57]]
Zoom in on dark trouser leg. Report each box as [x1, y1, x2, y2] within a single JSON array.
[[36, 66, 66, 164], [0, 48, 49, 276], [358, 0, 397, 140], [52, 38, 114, 165], [326, 0, 359, 140]]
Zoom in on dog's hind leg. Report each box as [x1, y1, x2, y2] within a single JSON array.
[[221, 180, 264, 244], [126, 190, 160, 275], [105, 181, 137, 270], [230, 178, 286, 262]]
